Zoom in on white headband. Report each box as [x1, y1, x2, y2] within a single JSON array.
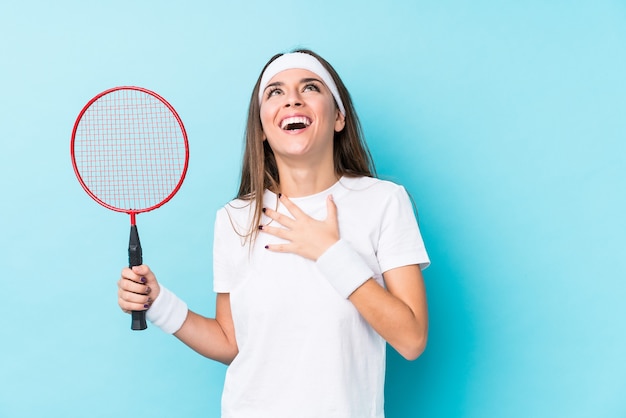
[[258, 52, 346, 116]]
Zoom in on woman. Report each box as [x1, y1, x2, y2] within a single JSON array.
[[118, 49, 430, 418]]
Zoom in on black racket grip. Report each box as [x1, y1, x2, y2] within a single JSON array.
[[129, 225, 147, 331]]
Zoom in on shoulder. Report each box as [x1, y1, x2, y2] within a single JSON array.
[[215, 197, 254, 235], [218, 197, 254, 217], [338, 176, 409, 200], [338, 177, 417, 223]]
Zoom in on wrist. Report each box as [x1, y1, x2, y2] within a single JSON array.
[[316, 239, 373, 298], [146, 285, 188, 334]]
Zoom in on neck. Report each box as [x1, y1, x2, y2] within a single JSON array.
[[275, 159, 338, 197]]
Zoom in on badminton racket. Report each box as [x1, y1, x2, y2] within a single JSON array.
[[71, 86, 189, 330]]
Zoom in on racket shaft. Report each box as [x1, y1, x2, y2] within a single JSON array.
[[129, 225, 147, 330]]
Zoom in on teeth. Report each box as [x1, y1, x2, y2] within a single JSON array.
[[281, 116, 311, 130]]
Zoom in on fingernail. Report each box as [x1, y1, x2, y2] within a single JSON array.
[[278, 193, 282, 198], [258, 225, 263, 230], [264, 245, 269, 249], [146, 286, 152, 294], [144, 304, 150, 309], [140, 277, 146, 283], [262, 208, 266, 213]]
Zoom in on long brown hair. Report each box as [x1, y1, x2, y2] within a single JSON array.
[[235, 49, 376, 242]]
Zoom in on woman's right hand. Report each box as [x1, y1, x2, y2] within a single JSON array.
[[117, 265, 161, 314]]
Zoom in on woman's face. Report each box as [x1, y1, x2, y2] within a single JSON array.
[[259, 68, 345, 165]]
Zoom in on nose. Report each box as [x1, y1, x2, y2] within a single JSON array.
[[284, 90, 302, 108]]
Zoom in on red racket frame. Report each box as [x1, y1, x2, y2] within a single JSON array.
[[70, 86, 189, 226]]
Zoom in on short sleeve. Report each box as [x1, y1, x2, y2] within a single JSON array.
[[376, 186, 430, 273], [212, 207, 246, 293]]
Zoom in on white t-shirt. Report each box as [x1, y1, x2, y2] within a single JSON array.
[[213, 176, 429, 418]]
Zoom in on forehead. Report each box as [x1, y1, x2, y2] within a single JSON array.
[[266, 68, 322, 85]]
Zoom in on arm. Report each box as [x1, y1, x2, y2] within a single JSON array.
[[348, 265, 428, 360], [262, 194, 428, 360], [118, 265, 238, 365], [173, 293, 238, 365]]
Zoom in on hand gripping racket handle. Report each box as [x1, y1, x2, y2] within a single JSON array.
[[129, 225, 147, 331]]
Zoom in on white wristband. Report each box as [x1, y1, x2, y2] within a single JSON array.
[[316, 240, 374, 298], [146, 285, 188, 334]]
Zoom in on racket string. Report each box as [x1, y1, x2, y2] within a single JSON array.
[[73, 88, 187, 211]]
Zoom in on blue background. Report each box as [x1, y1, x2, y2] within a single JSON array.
[[1, 1, 624, 417]]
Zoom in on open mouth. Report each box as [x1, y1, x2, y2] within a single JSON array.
[[280, 116, 312, 131]]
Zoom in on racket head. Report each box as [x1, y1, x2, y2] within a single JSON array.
[[70, 86, 189, 216]]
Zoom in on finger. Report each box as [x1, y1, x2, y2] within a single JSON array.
[[121, 267, 145, 284], [120, 267, 137, 280], [325, 194, 338, 224], [118, 295, 151, 312], [264, 242, 293, 253], [118, 277, 151, 295], [118, 287, 153, 308], [131, 264, 156, 280], [262, 207, 296, 229], [121, 264, 157, 285], [278, 194, 307, 219], [259, 224, 291, 240]]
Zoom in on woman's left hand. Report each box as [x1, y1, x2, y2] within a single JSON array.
[[260, 194, 339, 261]]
